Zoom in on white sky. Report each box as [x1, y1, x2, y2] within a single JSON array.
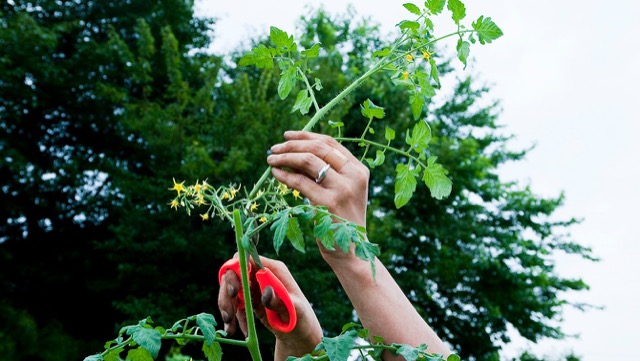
[[196, 1, 640, 359]]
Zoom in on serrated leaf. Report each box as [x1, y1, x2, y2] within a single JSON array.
[[314, 213, 335, 250], [270, 26, 292, 48], [396, 344, 428, 361], [354, 241, 380, 264], [270, 210, 289, 253], [425, 0, 445, 14], [456, 39, 470, 69], [286, 217, 305, 252], [361, 99, 385, 119], [332, 223, 353, 253], [409, 93, 424, 120], [313, 77, 323, 90], [447, 0, 466, 24], [403, 3, 422, 15], [203, 341, 223, 361], [278, 66, 297, 99], [365, 150, 385, 168], [406, 120, 432, 151], [239, 44, 274, 69], [395, 163, 418, 208], [322, 330, 358, 361], [429, 57, 441, 87], [104, 348, 123, 361], [423, 156, 452, 200], [399, 20, 420, 31], [126, 347, 153, 361], [373, 48, 391, 57], [196, 313, 217, 345], [301, 43, 321, 58], [291, 89, 313, 115], [472, 16, 503, 44], [127, 326, 161, 358]]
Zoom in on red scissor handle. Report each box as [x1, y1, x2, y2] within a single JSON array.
[[218, 259, 297, 333]]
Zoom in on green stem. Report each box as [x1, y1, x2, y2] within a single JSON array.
[[233, 209, 263, 361], [337, 136, 427, 169]]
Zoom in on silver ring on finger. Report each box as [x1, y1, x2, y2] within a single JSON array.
[[315, 163, 331, 184]]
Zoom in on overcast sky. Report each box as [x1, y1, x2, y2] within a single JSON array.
[[196, 1, 640, 359]]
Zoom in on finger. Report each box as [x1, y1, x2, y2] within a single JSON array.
[[282, 130, 360, 164], [271, 138, 351, 174], [270, 167, 331, 206], [218, 270, 241, 335], [267, 152, 328, 181]]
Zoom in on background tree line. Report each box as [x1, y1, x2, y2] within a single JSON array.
[[0, 1, 594, 360]]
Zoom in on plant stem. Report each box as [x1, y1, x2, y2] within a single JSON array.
[[233, 209, 263, 361]]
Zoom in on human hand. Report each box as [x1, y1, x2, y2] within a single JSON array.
[[217, 255, 322, 357], [267, 131, 370, 263]]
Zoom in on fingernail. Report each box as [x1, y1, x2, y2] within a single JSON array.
[[227, 284, 237, 297], [221, 311, 231, 323]]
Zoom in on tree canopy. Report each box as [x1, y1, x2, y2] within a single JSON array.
[[0, 2, 595, 361]]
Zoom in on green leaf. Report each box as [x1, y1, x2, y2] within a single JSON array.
[[456, 39, 470, 69], [301, 43, 321, 58], [394, 163, 418, 208], [372, 48, 391, 57], [429, 57, 441, 87], [332, 223, 354, 253], [447, 354, 462, 361], [399, 20, 420, 31], [472, 16, 503, 44], [196, 313, 217, 345], [238, 44, 274, 69], [313, 77, 323, 90], [83, 355, 102, 361], [365, 150, 385, 168], [409, 93, 424, 120], [104, 348, 123, 361], [270, 26, 293, 48], [203, 341, 223, 361], [291, 89, 313, 115], [278, 66, 298, 99], [447, 0, 466, 24], [328, 120, 344, 128], [286, 217, 305, 252], [126, 347, 153, 361], [321, 330, 358, 361], [360, 99, 385, 119], [354, 241, 380, 264], [406, 120, 432, 151], [395, 344, 428, 361], [314, 213, 335, 250], [425, 0, 446, 14], [422, 156, 453, 200], [403, 3, 422, 15], [127, 326, 161, 358], [385, 126, 396, 141], [270, 210, 289, 253]]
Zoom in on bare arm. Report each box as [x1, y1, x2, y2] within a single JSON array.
[[268, 130, 452, 360]]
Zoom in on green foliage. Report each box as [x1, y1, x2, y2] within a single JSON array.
[[1, 1, 595, 361]]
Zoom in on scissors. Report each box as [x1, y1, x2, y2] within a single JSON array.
[[217, 228, 297, 333]]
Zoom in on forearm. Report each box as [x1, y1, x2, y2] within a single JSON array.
[[326, 254, 451, 359]]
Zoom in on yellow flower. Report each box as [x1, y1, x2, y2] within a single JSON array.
[[259, 216, 267, 223], [193, 180, 203, 192], [250, 202, 258, 212], [278, 183, 289, 195], [229, 184, 240, 200], [256, 189, 264, 198], [169, 178, 186, 195], [405, 54, 414, 62], [422, 48, 434, 60], [194, 194, 206, 205], [292, 190, 302, 200], [401, 71, 410, 80], [170, 199, 179, 210], [200, 213, 209, 221], [221, 192, 229, 200]]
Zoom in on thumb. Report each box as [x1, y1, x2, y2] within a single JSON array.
[[261, 285, 290, 323]]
